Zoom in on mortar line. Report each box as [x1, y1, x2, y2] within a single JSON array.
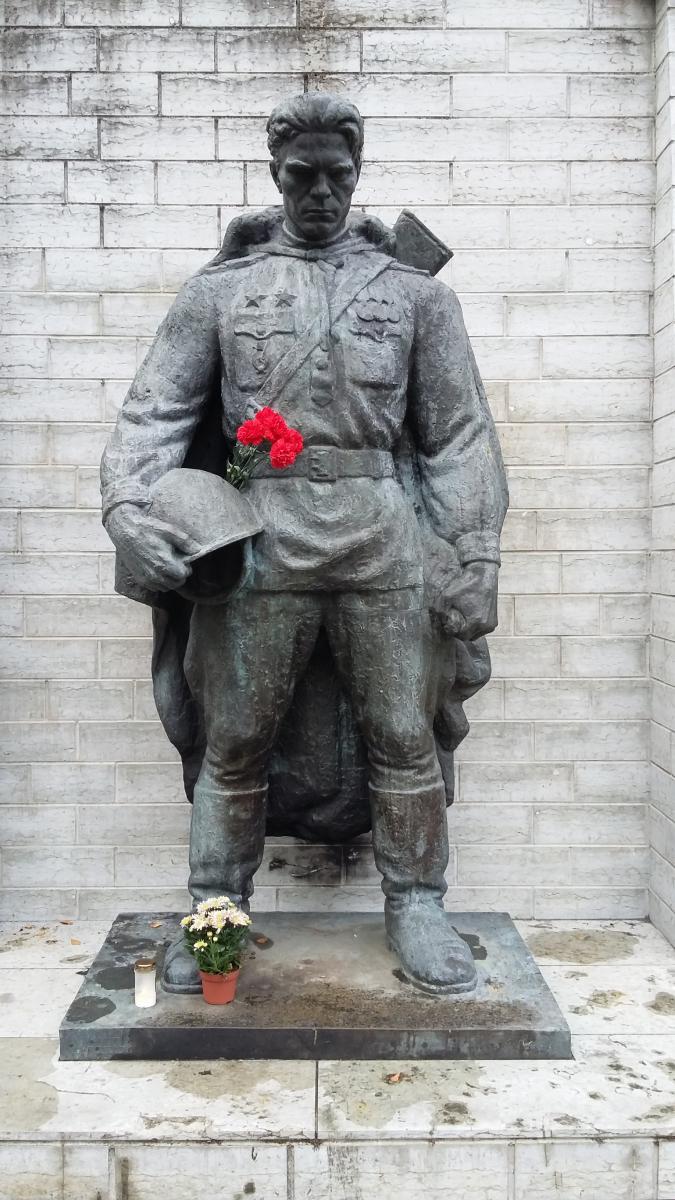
[[287, 1142, 295, 1200], [507, 1140, 516, 1200], [0, 1129, 669, 1147], [107, 1143, 117, 1200]]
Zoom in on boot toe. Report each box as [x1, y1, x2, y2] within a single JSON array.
[[161, 937, 202, 994], [387, 905, 478, 995], [426, 946, 477, 992], [403, 941, 477, 994]]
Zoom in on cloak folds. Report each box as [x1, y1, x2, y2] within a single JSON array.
[[111, 210, 495, 843]]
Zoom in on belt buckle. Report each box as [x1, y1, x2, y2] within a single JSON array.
[[308, 447, 337, 482]]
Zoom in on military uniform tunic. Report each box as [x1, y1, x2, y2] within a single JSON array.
[[101, 228, 506, 595]]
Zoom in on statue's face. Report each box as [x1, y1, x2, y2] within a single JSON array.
[[272, 131, 359, 243]]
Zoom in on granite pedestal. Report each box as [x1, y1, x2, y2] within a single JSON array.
[[59, 911, 571, 1061]]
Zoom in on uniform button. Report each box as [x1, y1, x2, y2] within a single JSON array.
[[319, 338, 329, 352], [314, 358, 329, 372]]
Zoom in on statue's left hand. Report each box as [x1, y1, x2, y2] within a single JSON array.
[[437, 561, 499, 641], [106, 502, 200, 592]]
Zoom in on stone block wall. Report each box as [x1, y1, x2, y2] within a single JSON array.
[[650, 0, 675, 942], [0, 0, 655, 922]]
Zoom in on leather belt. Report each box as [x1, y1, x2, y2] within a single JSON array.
[[252, 447, 395, 483]]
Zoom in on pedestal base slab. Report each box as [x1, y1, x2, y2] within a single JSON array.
[[59, 911, 571, 1061]]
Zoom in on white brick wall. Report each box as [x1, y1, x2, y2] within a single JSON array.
[[650, 0, 675, 945], [0, 0, 657, 922]]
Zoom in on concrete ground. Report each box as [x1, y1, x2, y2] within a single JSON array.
[[1, 918, 674, 1199]]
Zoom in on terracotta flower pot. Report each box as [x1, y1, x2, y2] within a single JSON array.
[[199, 968, 240, 1005]]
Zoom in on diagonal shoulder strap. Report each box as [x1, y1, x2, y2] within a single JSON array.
[[243, 255, 393, 416]]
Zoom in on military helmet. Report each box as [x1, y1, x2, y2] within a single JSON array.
[[148, 468, 263, 604]]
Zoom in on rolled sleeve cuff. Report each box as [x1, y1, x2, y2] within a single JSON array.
[[454, 531, 501, 567], [101, 485, 151, 525]]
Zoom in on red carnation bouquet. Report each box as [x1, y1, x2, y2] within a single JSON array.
[[225, 406, 304, 491]]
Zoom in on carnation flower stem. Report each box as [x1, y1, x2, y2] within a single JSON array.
[[225, 444, 264, 490]]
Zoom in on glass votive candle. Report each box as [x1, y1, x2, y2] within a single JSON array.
[[134, 958, 157, 1008]]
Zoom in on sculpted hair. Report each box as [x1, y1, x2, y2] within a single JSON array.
[[267, 92, 364, 171]]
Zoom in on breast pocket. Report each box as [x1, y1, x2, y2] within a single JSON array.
[[232, 311, 295, 393], [347, 323, 406, 390]]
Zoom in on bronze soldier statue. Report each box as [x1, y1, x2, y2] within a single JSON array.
[[101, 93, 508, 997]]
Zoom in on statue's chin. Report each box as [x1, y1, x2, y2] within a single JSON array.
[[292, 216, 346, 244]]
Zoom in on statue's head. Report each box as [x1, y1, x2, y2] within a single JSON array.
[[267, 92, 364, 243]]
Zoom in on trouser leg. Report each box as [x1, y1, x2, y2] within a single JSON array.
[[325, 586, 446, 892], [162, 591, 321, 993], [186, 591, 322, 904], [325, 589, 476, 994]]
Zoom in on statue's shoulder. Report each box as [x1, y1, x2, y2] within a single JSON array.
[[352, 247, 429, 280], [195, 252, 268, 281], [407, 269, 455, 300], [386, 260, 430, 278], [383, 260, 448, 306]]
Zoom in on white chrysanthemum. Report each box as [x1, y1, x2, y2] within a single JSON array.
[[230, 911, 251, 927], [193, 939, 208, 950], [180, 915, 192, 927], [197, 896, 232, 913]]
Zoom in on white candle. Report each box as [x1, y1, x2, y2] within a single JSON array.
[[134, 958, 157, 1008]]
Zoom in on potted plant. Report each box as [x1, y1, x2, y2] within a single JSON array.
[[180, 896, 252, 1004]]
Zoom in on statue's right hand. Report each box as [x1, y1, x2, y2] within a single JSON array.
[[105, 503, 201, 592]]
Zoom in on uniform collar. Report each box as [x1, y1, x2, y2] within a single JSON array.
[[198, 207, 394, 275], [268, 225, 375, 265], [280, 222, 350, 250]]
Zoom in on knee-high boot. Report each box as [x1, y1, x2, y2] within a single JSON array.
[[370, 785, 477, 995], [162, 785, 267, 994]]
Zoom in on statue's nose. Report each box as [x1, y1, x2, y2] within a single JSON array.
[[310, 175, 331, 199]]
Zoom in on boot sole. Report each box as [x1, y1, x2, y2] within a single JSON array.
[[387, 937, 478, 996], [160, 977, 202, 996]]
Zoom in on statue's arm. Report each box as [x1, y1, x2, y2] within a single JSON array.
[[100, 273, 219, 523], [99, 273, 220, 592], [408, 278, 509, 638]]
